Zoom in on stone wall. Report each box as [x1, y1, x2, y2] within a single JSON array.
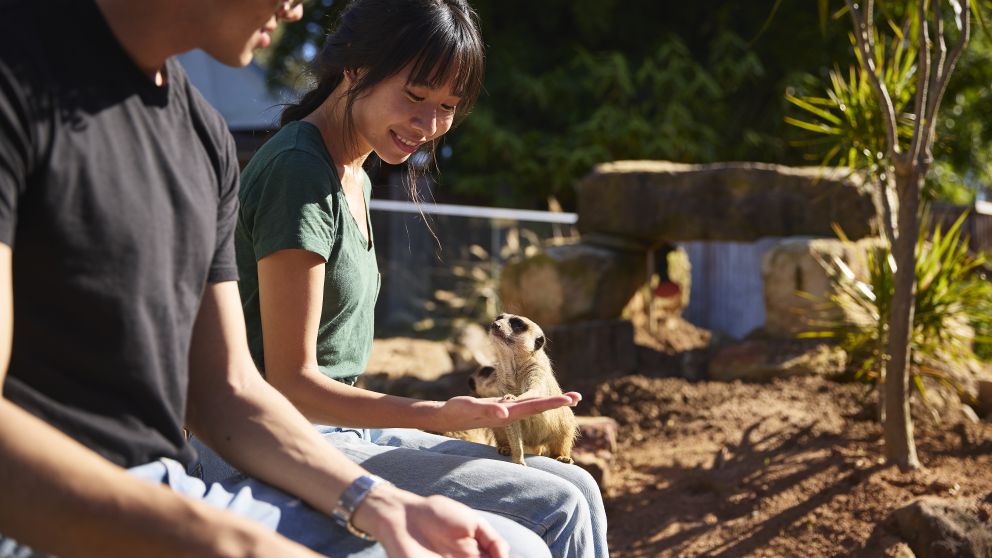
[[500, 161, 877, 346]]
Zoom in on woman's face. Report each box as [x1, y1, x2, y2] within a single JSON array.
[[350, 67, 463, 165]]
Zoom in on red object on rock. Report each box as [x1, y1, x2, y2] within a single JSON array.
[[653, 281, 681, 299]]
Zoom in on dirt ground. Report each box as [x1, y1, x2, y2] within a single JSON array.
[[368, 326, 992, 558], [584, 374, 992, 557]]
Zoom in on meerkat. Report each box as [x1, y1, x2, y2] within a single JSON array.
[[487, 313, 577, 465], [440, 366, 499, 446]]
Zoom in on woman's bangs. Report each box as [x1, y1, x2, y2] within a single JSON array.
[[407, 32, 483, 102]]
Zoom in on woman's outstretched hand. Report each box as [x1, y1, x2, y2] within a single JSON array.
[[434, 393, 581, 431]]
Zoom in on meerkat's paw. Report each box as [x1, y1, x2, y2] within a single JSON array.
[[500, 394, 517, 402], [497, 445, 512, 456], [555, 456, 575, 464], [512, 457, 528, 466]]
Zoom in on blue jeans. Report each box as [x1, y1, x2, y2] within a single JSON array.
[[192, 427, 609, 558], [0, 457, 550, 558]]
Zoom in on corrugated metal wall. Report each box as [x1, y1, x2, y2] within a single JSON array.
[[681, 239, 781, 339]]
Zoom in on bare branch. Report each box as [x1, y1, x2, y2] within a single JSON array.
[[866, 0, 877, 51], [908, 0, 932, 164], [846, 0, 901, 157], [921, 0, 970, 161], [878, 173, 898, 244], [930, 0, 948, 106]]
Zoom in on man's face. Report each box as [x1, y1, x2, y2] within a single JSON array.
[[200, 0, 303, 67]]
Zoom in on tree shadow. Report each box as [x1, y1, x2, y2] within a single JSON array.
[[607, 417, 884, 557]]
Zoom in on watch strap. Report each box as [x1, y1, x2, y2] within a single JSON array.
[[332, 474, 391, 540]]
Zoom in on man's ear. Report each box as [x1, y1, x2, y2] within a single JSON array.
[[533, 335, 545, 352]]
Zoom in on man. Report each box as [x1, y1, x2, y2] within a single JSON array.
[[0, 1, 570, 555]]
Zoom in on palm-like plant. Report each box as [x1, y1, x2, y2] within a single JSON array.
[[785, 23, 917, 178], [814, 212, 992, 399]]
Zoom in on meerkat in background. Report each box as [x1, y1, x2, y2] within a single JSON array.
[[488, 313, 577, 465], [440, 366, 499, 446]]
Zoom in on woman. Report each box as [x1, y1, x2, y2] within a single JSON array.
[[217, 1, 608, 556]]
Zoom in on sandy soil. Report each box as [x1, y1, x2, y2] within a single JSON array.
[[585, 374, 992, 557]]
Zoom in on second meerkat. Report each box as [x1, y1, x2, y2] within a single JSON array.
[[488, 313, 577, 465]]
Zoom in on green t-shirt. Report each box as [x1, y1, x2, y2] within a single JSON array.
[[235, 121, 379, 380]]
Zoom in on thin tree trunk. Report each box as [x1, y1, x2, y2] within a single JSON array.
[[883, 164, 923, 471]]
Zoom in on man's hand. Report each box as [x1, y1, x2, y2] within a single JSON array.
[[353, 485, 510, 558], [433, 392, 581, 431]]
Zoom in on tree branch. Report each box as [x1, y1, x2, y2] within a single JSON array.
[[846, 0, 901, 157], [921, 0, 970, 161], [908, 0, 932, 165]]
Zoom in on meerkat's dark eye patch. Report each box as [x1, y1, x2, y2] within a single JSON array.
[[509, 317, 526, 331], [478, 365, 495, 377], [533, 335, 545, 351]]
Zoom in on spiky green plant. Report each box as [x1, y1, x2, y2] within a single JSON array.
[[810, 211, 992, 393], [785, 21, 917, 176]]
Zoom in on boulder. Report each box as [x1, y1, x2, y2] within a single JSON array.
[[762, 236, 883, 337], [366, 337, 454, 380], [575, 416, 619, 455], [572, 451, 612, 489], [446, 322, 494, 373], [890, 497, 992, 558], [499, 240, 644, 327], [577, 161, 875, 243], [572, 416, 620, 490]]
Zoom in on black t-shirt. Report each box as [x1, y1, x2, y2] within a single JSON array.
[[0, 0, 239, 467]]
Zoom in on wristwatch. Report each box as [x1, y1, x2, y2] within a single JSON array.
[[332, 474, 391, 540]]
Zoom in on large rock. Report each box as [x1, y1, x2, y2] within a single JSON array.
[[366, 337, 454, 380], [499, 240, 644, 327], [890, 497, 992, 558], [762, 236, 882, 337], [577, 161, 875, 242]]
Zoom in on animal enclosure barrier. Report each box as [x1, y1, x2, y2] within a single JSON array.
[[369, 199, 578, 335]]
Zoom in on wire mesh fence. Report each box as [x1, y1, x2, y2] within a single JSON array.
[[369, 198, 577, 337]]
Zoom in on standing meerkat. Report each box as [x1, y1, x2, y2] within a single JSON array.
[[488, 313, 577, 465]]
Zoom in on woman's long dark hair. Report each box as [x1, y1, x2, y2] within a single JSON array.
[[283, 0, 485, 199]]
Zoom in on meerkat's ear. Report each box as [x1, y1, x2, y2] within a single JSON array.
[[533, 335, 545, 352]]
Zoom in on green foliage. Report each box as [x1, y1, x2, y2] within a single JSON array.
[[784, 26, 916, 174], [267, 0, 854, 208], [785, 3, 992, 204], [266, 1, 992, 207], [449, 32, 764, 205], [811, 212, 992, 386]]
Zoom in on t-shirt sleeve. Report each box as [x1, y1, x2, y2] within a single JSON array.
[[0, 56, 43, 247], [245, 150, 337, 262], [208, 131, 241, 283]]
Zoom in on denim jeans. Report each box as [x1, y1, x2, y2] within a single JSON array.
[[0, 457, 550, 558], [192, 427, 609, 558]]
